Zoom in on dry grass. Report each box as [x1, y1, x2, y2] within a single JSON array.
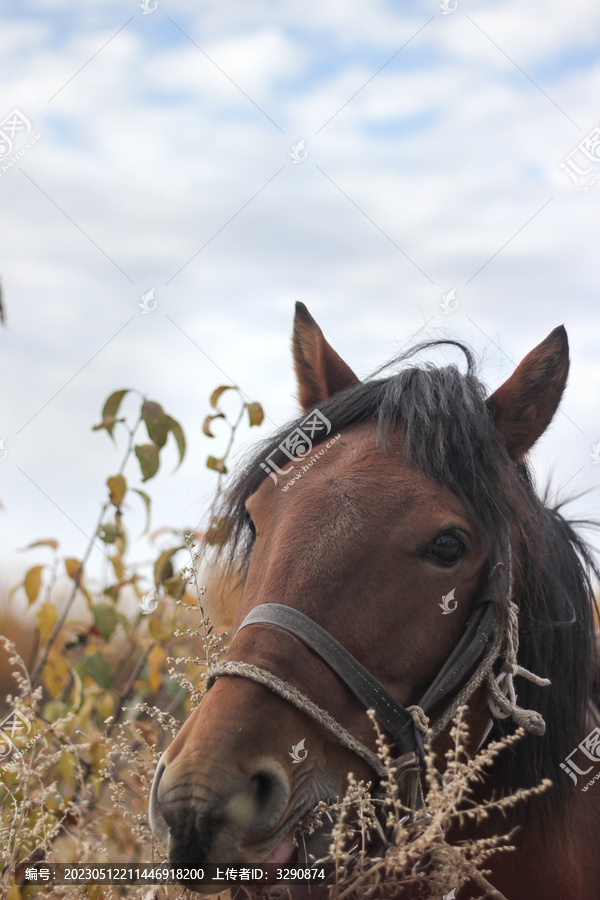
[[0, 606, 549, 900], [0, 385, 552, 900]]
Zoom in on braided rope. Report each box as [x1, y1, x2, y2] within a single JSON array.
[[434, 551, 551, 741], [486, 602, 551, 736], [206, 548, 550, 779], [205, 661, 387, 778], [429, 627, 503, 741], [406, 705, 430, 735]]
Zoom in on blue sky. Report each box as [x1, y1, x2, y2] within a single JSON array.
[[0, 0, 599, 599]]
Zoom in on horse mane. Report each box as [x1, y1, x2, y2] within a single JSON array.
[[213, 340, 599, 811]]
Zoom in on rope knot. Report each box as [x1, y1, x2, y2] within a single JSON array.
[[487, 602, 551, 737], [407, 704, 430, 735]]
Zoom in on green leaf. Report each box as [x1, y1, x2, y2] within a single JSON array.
[[210, 385, 234, 408], [132, 488, 152, 535], [206, 455, 227, 474], [82, 653, 112, 689], [166, 415, 186, 469], [92, 603, 118, 642], [153, 545, 185, 588], [135, 444, 160, 482], [246, 401, 264, 427], [163, 573, 185, 600], [24, 565, 44, 605], [107, 474, 127, 506], [142, 400, 169, 449], [148, 615, 166, 640], [94, 389, 130, 439], [202, 413, 224, 437]]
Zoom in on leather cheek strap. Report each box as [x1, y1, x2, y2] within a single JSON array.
[[237, 603, 415, 753], [236, 599, 496, 757]]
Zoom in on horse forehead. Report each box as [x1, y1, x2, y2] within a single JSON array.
[[254, 421, 462, 518]]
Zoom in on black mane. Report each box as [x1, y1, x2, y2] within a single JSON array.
[[213, 340, 599, 810]]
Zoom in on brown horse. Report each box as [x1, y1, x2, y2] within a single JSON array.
[[150, 304, 600, 899]]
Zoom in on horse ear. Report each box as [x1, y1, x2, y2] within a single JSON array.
[[292, 302, 360, 411], [487, 325, 569, 461]]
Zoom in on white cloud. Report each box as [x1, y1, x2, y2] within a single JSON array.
[[0, 0, 599, 585]]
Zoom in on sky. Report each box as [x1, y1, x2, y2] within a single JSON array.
[[0, 0, 599, 600]]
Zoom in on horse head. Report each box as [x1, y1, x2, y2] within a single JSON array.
[[150, 304, 572, 894]]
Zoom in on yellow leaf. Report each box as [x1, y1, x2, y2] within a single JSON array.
[[108, 554, 127, 581], [148, 643, 165, 693], [57, 752, 76, 784], [69, 669, 83, 711], [89, 738, 106, 774], [210, 384, 234, 408], [246, 401, 264, 427], [206, 455, 227, 474], [98, 693, 115, 722], [202, 412, 224, 437], [6, 884, 21, 900], [24, 565, 44, 605], [65, 558, 83, 581], [42, 650, 70, 695], [23, 538, 59, 551], [107, 474, 127, 505], [37, 602, 58, 642]]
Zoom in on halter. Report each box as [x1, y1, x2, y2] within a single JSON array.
[[205, 549, 550, 814]]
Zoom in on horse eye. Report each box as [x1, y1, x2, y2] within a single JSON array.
[[422, 532, 465, 566]]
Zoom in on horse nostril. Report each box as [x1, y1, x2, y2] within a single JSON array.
[[225, 763, 290, 836], [251, 771, 273, 809]]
